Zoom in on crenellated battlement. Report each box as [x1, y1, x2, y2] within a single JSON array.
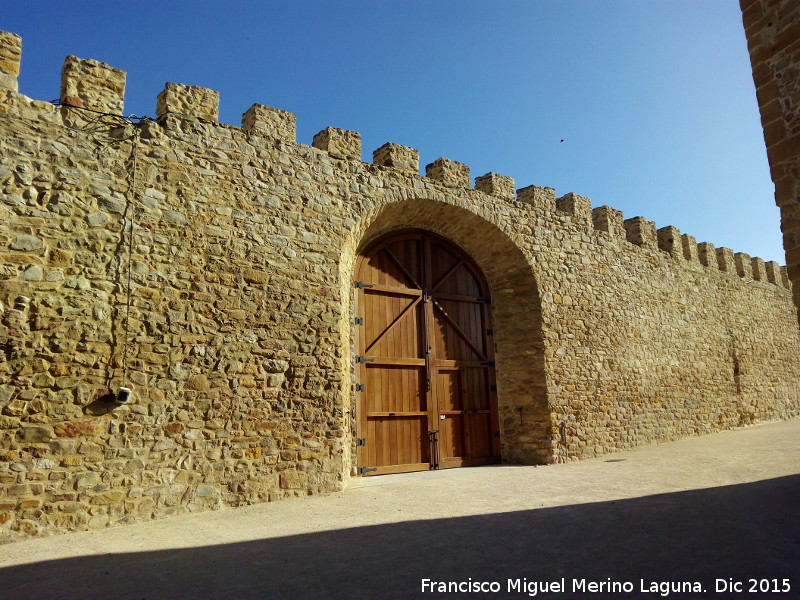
[[0, 31, 789, 290]]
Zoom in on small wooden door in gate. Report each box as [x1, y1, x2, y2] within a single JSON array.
[[355, 230, 500, 475]]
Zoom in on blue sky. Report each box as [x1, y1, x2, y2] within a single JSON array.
[[3, 1, 784, 263]]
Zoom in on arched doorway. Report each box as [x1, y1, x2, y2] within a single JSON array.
[[354, 229, 500, 475]]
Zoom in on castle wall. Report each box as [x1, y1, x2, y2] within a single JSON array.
[[741, 0, 800, 323], [1, 34, 799, 542]]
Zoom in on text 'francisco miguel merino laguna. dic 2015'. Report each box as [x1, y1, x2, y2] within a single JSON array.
[[420, 578, 709, 596]]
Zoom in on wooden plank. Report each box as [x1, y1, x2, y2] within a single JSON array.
[[367, 462, 430, 476], [433, 300, 486, 360], [383, 245, 422, 290], [432, 359, 490, 368], [364, 296, 421, 354], [432, 299, 487, 361], [432, 291, 486, 304], [431, 259, 463, 292], [367, 411, 429, 417], [363, 284, 423, 297], [367, 357, 426, 366]]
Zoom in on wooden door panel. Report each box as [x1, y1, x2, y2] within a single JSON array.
[[362, 291, 423, 358], [429, 245, 459, 288], [357, 230, 499, 475], [432, 299, 486, 361], [463, 367, 490, 411], [435, 369, 464, 462], [361, 238, 422, 289], [364, 364, 426, 414], [363, 365, 429, 474], [439, 415, 465, 462], [467, 413, 493, 458], [436, 369, 461, 412], [365, 416, 429, 471], [431, 260, 482, 298]]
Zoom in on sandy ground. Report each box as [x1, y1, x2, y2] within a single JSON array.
[[1, 418, 799, 599]]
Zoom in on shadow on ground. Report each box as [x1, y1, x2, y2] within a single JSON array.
[[2, 476, 798, 600]]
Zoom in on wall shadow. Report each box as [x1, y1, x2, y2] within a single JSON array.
[[2, 475, 798, 599]]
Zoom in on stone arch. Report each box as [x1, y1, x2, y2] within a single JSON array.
[[338, 196, 551, 478]]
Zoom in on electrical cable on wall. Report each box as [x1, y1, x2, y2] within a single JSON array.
[[55, 101, 154, 402]]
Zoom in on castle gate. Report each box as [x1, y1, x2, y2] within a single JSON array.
[[355, 230, 501, 475]]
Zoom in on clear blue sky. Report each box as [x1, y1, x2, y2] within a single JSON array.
[[3, 1, 784, 263]]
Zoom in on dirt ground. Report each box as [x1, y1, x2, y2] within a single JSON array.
[[1, 418, 799, 599]]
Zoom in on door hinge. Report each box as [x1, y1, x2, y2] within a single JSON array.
[[477, 297, 491, 304], [494, 431, 501, 438], [354, 281, 375, 289], [356, 438, 367, 446], [486, 328, 493, 336], [356, 356, 375, 363], [357, 466, 378, 475], [355, 383, 365, 392], [482, 361, 495, 367], [490, 385, 497, 392], [354, 317, 364, 325]]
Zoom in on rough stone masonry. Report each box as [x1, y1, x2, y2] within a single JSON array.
[[1, 30, 799, 543], [740, 0, 800, 325]]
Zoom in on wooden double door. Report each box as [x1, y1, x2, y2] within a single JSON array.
[[355, 230, 500, 475]]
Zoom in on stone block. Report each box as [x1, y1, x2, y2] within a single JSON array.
[[475, 172, 515, 200], [156, 82, 219, 121], [751, 257, 767, 281], [60, 56, 126, 115], [657, 226, 682, 257], [765, 261, 782, 284], [716, 247, 736, 273], [0, 30, 22, 92], [195, 484, 216, 497], [11, 234, 43, 252], [681, 234, 698, 261], [373, 143, 419, 173], [735, 252, 753, 280], [556, 193, 592, 224], [15, 427, 52, 443], [279, 471, 308, 489], [698, 242, 716, 268], [312, 127, 361, 160], [624, 217, 657, 248], [592, 205, 624, 237], [242, 104, 296, 141], [425, 157, 470, 188], [781, 265, 792, 289], [518, 186, 556, 211]]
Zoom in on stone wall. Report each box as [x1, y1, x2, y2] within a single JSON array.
[[741, 0, 800, 323], [2, 31, 800, 543]]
